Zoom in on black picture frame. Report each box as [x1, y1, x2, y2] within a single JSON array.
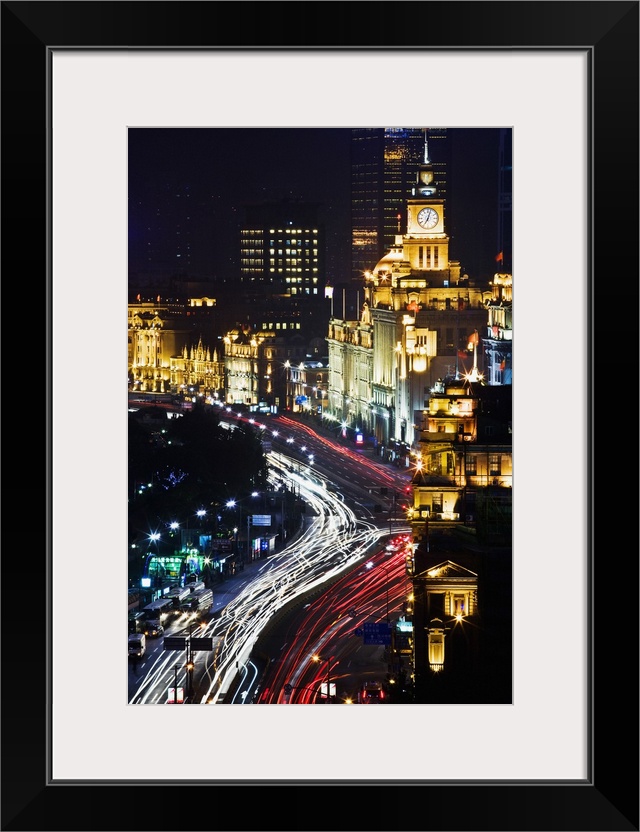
[[2, 2, 638, 830]]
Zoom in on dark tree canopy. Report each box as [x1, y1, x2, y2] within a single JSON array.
[[128, 402, 268, 543]]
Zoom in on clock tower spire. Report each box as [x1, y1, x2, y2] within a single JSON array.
[[412, 129, 438, 199]]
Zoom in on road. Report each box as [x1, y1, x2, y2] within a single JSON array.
[[250, 544, 412, 704], [128, 411, 413, 705]]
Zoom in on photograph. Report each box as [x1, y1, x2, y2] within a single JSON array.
[[2, 1, 638, 830], [126, 126, 514, 709]]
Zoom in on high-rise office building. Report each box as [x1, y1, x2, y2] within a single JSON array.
[[350, 128, 448, 280], [236, 199, 328, 340], [497, 127, 513, 274], [128, 180, 214, 292]]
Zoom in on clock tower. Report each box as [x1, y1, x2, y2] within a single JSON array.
[[404, 130, 449, 270]]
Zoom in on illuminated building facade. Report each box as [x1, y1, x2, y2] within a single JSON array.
[[239, 200, 328, 340], [411, 559, 479, 676], [326, 306, 374, 434], [328, 131, 489, 450], [128, 300, 223, 398], [406, 377, 512, 696], [483, 273, 513, 385], [284, 358, 329, 414], [223, 328, 293, 410], [169, 338, 224, 400], [409, 378, 512, 538]]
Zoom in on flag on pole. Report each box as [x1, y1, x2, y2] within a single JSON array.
[[495, 251, 504, 263]]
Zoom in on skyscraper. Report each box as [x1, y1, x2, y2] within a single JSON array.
[[128, 180, 213, 293], [236, 199, 328, 340], [350, 128, 448, 280], [497, 127, 513, 274]]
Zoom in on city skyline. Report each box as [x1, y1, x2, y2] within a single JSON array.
[[128, 127, 507, 288], [127, 120, 514, 710]]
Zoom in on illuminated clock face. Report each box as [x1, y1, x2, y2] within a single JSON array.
[[417, 207, 439, 229]]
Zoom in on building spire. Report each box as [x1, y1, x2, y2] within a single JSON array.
[[412, 128, 437, 198]]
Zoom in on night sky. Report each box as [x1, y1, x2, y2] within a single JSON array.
[[128, 127, 506, 285]]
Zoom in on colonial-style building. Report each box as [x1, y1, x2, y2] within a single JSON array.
[[409, 377, 512, 542], [223, 328, 301, 410], [284, 358, 329, 414], [483, 272, 513, 386], [327, 130, 492, 451], [170, 337, 224, 400], [128, 300, 223, 399]]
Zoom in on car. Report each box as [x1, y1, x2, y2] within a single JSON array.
[[144, 621, 164, 638], [358, 681, 385, 704]]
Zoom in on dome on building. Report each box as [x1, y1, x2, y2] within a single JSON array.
[[372, 246, 406, 277]]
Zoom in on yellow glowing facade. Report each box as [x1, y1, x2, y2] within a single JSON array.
[[408, 376, 512, 539], [413, 563, 479, 674], [484, 272, 513, 385], [327, 132, 492, 449], [223, 329, 296, 409], [128, 300, 219, 395], [427, 620, 446, 670], [170, 338, 224, 399]]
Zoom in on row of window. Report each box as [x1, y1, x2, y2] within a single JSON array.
[[465, 455, 502, 475], [418, 246, 439, 268], [269, 247, 318, 254]]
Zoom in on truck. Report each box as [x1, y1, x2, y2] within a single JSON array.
[[128, 632, 146, 658], [128, 611, 146, 634], [142, 598, 173, 637]]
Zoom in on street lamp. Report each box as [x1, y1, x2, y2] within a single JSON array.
[[311, 654, 335, 703], [148, 532, 161, 585], [169, 663, 183, 705], [284, 360, 291, 411], [223, 492, 260, 564]]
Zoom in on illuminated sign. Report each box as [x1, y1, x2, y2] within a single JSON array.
[[356, 433, 363, 444], [251, 515, 271, 526]]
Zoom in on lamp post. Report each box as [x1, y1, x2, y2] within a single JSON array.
[[173, 663, 179, 704], [312, 654, 334, 703], [148, 532, 161, 586], [284, 360, 291, 411], [185, 622, 196, 699]]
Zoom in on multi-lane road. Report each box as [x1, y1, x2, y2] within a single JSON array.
[[128, 411, 413, 705]]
